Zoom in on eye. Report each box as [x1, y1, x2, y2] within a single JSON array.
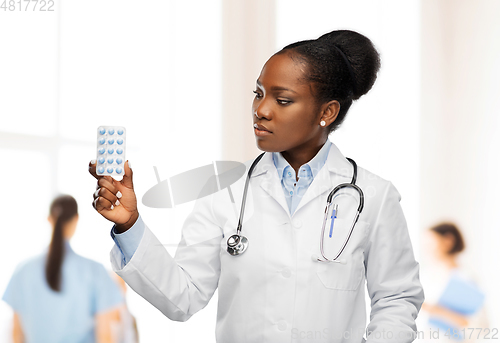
[[277, 99, 292, 105], [253, 90, 262, 99]]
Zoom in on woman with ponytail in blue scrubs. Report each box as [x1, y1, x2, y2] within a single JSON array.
[[2, 195, 124, 343]]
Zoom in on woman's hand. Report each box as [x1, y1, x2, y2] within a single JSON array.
[[421, 301, 469, 328], [88, 160, 139, 233]]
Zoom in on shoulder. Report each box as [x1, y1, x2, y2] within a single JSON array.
[[356, 164, 401, 202], [349, 162, 407, 231], [452, 267, 483, 286], [4, 253, 45, 297], [327, 142, 401, 202], [11, 253, 45, 276], [69, 252, 109, 276]]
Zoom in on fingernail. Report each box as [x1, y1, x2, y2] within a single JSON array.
[[91, 159, 96, 164], [116, 191, 122, 199], [94, 189, 100, 197], [128, 161, 132, 170], [111, 205, 114, 210], [115, 199, 120, 206]]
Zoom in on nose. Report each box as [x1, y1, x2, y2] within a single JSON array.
[[253, 96, 272, 120]]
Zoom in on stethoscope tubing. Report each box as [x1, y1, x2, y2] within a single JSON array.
[[227, 152, 265, 253], [236, 152, 265, 236], [317, 158, 364, 263], [227, 152, 364, 261], [317, 206, 361, 263]]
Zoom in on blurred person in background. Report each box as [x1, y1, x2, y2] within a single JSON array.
[[419, 222, 489, 342], [110, 273, 139, 343], [2, 194, 124, 343]]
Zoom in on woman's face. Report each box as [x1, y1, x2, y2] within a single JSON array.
[[252, 52, 332, 153], [424, 230, 454, 259]]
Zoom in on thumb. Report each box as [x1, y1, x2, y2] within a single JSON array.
[[120, 160, 134, 188]]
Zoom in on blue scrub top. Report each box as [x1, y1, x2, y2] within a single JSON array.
[[2, 240, 124, 343]]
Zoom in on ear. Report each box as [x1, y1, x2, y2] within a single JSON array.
[[443, 233, 456, 253], [320, 100, 340, 126]]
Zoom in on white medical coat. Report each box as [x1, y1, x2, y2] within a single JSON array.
[[110, 142, 425, 343]]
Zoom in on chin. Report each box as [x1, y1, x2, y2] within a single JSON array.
[[255, 140, 280, 153]]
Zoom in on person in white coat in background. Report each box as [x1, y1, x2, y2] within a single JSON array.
[[89, 29, 424, 343]]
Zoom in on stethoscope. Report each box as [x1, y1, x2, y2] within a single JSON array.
[[227, 152, 364, 263]]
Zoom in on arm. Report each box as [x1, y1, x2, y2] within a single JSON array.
[[3, 269, 25, 343], [421, 302, 469, 327], [12, 312, 24, 343], [110, 191, 222, 322], [89, 159, 222, 322], [111, 214, 145, 265], [95, 307, 121, 343], [364, 182, 425, 343]]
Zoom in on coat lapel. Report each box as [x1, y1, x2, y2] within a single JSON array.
[[294, 142, 354, 214], [249, 151, 290, 217], [249, 140, 355, 218]]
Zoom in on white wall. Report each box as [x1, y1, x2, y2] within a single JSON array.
[[221, 0, 277, 161], [420, 0, 500, 329]]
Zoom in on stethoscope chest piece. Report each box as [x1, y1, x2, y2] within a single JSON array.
[[226, 234, 249, 256]]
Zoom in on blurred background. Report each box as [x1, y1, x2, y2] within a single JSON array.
[[0, 0, 498, 341]]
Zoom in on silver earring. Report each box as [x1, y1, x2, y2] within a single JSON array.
[[320, 120, 326, 127]]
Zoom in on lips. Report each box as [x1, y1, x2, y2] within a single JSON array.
[[254, 123, 272, 132]]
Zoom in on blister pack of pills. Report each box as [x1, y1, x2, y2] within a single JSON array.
[[96, 126, 126, 181]]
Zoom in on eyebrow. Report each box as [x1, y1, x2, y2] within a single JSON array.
[[256, 79, 297, 94]]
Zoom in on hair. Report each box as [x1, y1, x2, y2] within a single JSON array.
[[276, 29, 381, 133], [45, 194, 78, 292], [430, 222, 465, 255]]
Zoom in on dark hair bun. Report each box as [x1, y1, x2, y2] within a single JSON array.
[[279, 29, 381, 131], [317, 30, 380, 100]]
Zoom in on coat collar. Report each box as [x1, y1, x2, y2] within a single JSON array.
[[249, 140, 355, 218], [272, 139, 332, 181]]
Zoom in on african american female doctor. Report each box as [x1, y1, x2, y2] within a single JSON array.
[[89, 30, 424, 342]]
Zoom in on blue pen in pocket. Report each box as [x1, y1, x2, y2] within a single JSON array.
[[329, 204, 338, 238]]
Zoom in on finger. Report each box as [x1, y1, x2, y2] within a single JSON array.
[[97, 176, 118, 195], [94, 187, 120, 206], [120, 160, 134, 188], [93, 195, 115, 212], [88, 159, 99, 179]]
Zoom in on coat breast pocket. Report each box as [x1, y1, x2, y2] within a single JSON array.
[[315, 220, 369, 291]]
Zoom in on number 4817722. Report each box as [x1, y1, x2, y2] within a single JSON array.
[[445, 328, 499, 340], [1, 0, 55, 11]]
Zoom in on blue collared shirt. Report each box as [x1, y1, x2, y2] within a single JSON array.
[[272, 139, 332, 216], [111, 139, 332, 265]]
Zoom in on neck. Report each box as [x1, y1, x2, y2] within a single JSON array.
[[438, 254, 459, 269], [280, 138, 327, 175]]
